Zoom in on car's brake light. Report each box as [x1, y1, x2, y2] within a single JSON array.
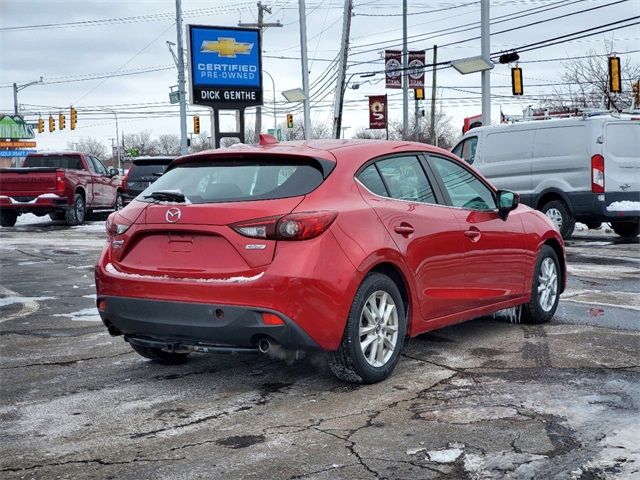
[[231, 211, 338, 241], [121, 172, 129, 191], [591, 154, 605, 193], [56, 171, 66, 193], [105, 212, 132, 237]]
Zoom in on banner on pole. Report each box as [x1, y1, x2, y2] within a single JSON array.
[[408, 51, 425, 88], [368, 95, 387, 129], [385, 51, 402, 89]]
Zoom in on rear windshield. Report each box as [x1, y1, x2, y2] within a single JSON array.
[[23, 155, 84, 170], [137, 159, 326, 204], [129, 163, 171, 181]]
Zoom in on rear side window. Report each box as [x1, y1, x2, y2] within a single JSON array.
[[24, 155, 84, 170], [139, 159, 326, 204], [130, 163, 171, 181], [357, 164, 388, 196], [376, 156, 436, 203]]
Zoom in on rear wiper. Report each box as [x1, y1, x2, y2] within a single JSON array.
[[145, 190, 185, 202]]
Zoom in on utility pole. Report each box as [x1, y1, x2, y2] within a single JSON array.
[[481, 0, 491, 127], [13, 77, 43, 115], [332, 0, 353, 139], [402, 0, 409, 138], [299, 0, 311, 140], [239, 2, 282, 142], [175, 0, 188, 155], [430, 45, 438, 145]]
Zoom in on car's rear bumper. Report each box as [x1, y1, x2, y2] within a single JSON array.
[[98, 295, 320, 351], [0, 194, 69, 213], [568, 191, 640, 222]]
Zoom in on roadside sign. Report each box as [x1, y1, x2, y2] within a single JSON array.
[[385, 51, 402, 89], [368, 95, 388, 129], [169, 91, 180, 104], [0, 141, 37, 148], [0, 150, 34, 157], [267, 128, 282, 141], [0, 115, 35, 140], [187, 25, 263, 108], [408, 51, 425, 88]]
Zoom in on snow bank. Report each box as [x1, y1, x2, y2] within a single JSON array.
[[607, 201, 640, 212]]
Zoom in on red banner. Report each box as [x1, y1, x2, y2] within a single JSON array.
[[369, 95, 387, 129], [385, 51, 402, 89], [408, 51, 425, 88]]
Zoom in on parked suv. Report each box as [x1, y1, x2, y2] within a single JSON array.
[[121, 156, 175, 204], [452, 114, 640, 239]]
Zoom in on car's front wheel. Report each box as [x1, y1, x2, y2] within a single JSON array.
[[130, 343, 190, 365], [328, 273, 407, 383], [521, 245, 561, 324]]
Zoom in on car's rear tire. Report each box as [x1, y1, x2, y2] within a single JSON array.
[[521, 245, 560, 324], [541, 200, 575, 240], [49, 212, 66, 221], [611, 221, 639, 238], [130, 343, 190, 365], [0, 211, 18, 227], [65, 193, 86, 226], [328, 273, 407, 384], [114, 191, 124, 211]]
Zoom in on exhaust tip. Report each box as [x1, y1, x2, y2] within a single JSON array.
[[258, 338, 271, 354]]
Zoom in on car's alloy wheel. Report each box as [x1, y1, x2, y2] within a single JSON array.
[[521, 245, 561, 324], [541, 200, 575, 240], [329, 273, 407, 383], [359, 291, 399, 368], [66, 193, 85, 226], [114, 192, 124, 211], [545, 207, 563, 230]]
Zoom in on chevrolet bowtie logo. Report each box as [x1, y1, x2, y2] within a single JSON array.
[[200, 37, 254, 58]]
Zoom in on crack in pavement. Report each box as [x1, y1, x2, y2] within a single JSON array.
[[0, 455, 187, 473], [0, 351, 131, 369]]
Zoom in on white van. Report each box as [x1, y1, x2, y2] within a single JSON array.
[[452, 114, 640, 239]]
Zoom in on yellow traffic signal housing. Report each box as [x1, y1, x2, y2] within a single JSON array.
[[70, 107, 77, 130], [193, 115, 200, 134], [286, 113, 293, 129], [59, 112, 66, 130], [633, 80, 640, 104], [37, 117, 44, 134], [414, 87, 425, 100], [511, 67, 523, 96], [48, 115, 55, 133], [609, 56, 621, 94]]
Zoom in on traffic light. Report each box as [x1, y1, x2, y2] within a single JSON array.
[[286, 113, 293, 129], [48, 115, 55, 133], [59, 112, 66, 130], [193, 115, 200, 134], [511, 67, 523, 96], [70, 107, 77, 130], [633, 80, 640, 105], [609, 56, 621, 94], [414, 87, 425, 100], [37, 117, 44, 134]]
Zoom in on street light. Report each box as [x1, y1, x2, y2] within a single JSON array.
[[262, 70, 277, 134], [333, 72, 375, 139], [13, 77, 44, 115], [450, 56, 493, 75]]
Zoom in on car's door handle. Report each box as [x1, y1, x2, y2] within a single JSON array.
[[464, 229, 481, 241], [394, 223, 415, 235]]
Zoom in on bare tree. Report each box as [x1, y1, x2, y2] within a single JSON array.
[[278, 117, 331, 141], [157, 134, 180, 155], [541, 41, 639, 111], [384, 110, 457, 148], [67, 137, 107, 159], [353, 127, 386, 140], [123, 130, 159, 157], [188, 133, 211, 153]]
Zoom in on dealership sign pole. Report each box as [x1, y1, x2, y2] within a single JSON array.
[[187, 25, 263, 148]]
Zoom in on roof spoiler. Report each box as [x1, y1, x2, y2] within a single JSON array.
[[259, 133, 278, 145]]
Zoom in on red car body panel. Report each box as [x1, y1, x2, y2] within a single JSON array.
[[0, 152, 121, 215], [95, 140, 566, 351]]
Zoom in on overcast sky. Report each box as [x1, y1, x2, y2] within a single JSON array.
[[1, 0, 638, 153]]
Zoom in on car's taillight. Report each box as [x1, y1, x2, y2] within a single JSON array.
[[591, 154, 605, 193], [105, 212, 132, 237], [231, 211, 338, 241], [121, 172, 129, 191], [56, 171, 65, 192]]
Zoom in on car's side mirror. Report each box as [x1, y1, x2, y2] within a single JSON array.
[[108, 168, 119, 177], [497, 190, 519, 220]]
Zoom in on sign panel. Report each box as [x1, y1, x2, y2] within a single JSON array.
[[408, 51, 425, 88], [0, 150, 34, 157], [267, 128, 283, 141], [368, 95, 388, 129], [188, 25, 262, 108], [0, 141, 37, 148], [385, 51, 402, 89], [169, 91, 180, 104], [0, 115, 35, 140]]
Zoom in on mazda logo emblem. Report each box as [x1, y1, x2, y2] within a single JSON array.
[[165, 207, 181, 223]]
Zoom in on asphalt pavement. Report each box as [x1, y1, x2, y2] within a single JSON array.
[[1, 216, 638, 479]]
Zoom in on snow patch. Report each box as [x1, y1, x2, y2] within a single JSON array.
[[0, 296, 54, 307], [105, 263, 264, 283], [607, 200, 640, 212], [0, 193, 63, 204], [54, 308, 102, 322], [427, 447, 464, 463]]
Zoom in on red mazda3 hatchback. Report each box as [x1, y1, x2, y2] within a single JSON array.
[[95, 138, 565, 383]]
